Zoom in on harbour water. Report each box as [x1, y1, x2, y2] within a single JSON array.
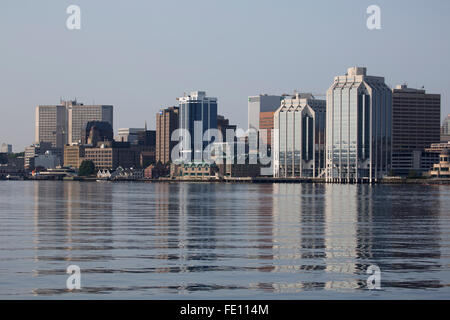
[[0, 181, 449, 299]]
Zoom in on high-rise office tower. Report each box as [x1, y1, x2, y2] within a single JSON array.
[[392, 85, 441, 175], [35, 104, 67, 149], [325, 67, 392, 183], [156, 106, 179, 164], [273, 93, 326, 178], [178, 91, 217, 162], [35, 100, 114, 148], [66, 100, 113, 145]]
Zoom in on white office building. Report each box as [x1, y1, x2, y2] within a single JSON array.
[[273, 93, 326, 178], [325, 67, 392, 183]]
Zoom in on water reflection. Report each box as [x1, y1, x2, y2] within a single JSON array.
[[0, 181, 447, 298]]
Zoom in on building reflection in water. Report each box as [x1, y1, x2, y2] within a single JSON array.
[[358, 185, 443, 290], [27, 181, 444, 296], [32, 182, 113, 281]]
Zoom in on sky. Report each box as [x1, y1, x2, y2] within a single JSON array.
[[1, 0, 450, 151]]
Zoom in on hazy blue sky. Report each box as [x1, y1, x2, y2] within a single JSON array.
[[1, 0, 449, 151]]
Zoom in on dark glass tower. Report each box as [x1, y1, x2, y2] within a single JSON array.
[[178, 91, 218, 162]]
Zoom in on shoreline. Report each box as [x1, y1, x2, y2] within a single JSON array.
[[3, 177, 450, 185]]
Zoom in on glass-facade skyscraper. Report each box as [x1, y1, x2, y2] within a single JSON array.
[[325, 67, 392, 183], [273, 93, 326, 178], [178, 91, 218, 162]]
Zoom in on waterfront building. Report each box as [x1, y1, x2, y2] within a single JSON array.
[[178, 91, 218, 162], [392, 85, 441, 175], [325, 67, 392, 183], [217, 163, 261, 178], [83, 141, 138, 170], [24, 142, 54, 170], [156, 106, 179, 164], [429, 149, 450, 178], [66, 100, 113, 145], [273, 93, 326, 178], [1, 143, 12, 154], [35, 104, 67, 149], [174, 162, 219, 179]]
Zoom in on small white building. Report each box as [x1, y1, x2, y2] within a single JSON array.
[[97, 169, 112, 179]]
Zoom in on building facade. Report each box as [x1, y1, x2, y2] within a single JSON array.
[[1, 143, 12, 154], [34, 151, 60, 169], [392, 85, 441, 175], [429, 149, 450, 178], [35, 105, 67, 149], [66, 100, 113, 145], [248, 94, 283, 154], [178, 91, 217, 162], [156, 106, 179, 164], [442, 114, 450, 142], [63, 145, 86, 168], [84, 143, 137, 170], [116, 128, 145, 144], [273, 93, 326, 178], [248, 95, 283, 131], [325, 67, 392, 183]]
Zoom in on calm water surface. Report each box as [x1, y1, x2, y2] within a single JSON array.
[[0, 181, 449, 299]]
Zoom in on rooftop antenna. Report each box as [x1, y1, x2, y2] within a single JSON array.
[[145, 121, 147, 131]]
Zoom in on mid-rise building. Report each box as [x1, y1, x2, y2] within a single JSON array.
[[248, 95, 283, 131], [442, 114, 450, 142], [1, 143, 12, 154], [63, 145, 86, 168], [82, 121, 114, 145], [442, 114, 450, 135], [392, 85, 441, 175], [273, 93, 326, 178], [83, 142, 138, 170], [248, 94, 283, 152], [116, 128, 145, 144], [34, 151, 60, 169], [429, 149, 450, 178], [178, 91, 217, 162], [325, 67, 392, 183], [156, 106, 179, 164], [24, 142, 54, 170], [217, 115, 237, 140]]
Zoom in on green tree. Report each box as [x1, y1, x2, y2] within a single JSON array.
[[407, 170, 419, 179], [78, 160, 96, 176]]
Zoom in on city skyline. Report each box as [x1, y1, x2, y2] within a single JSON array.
[[1, 1, 450, 151]]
